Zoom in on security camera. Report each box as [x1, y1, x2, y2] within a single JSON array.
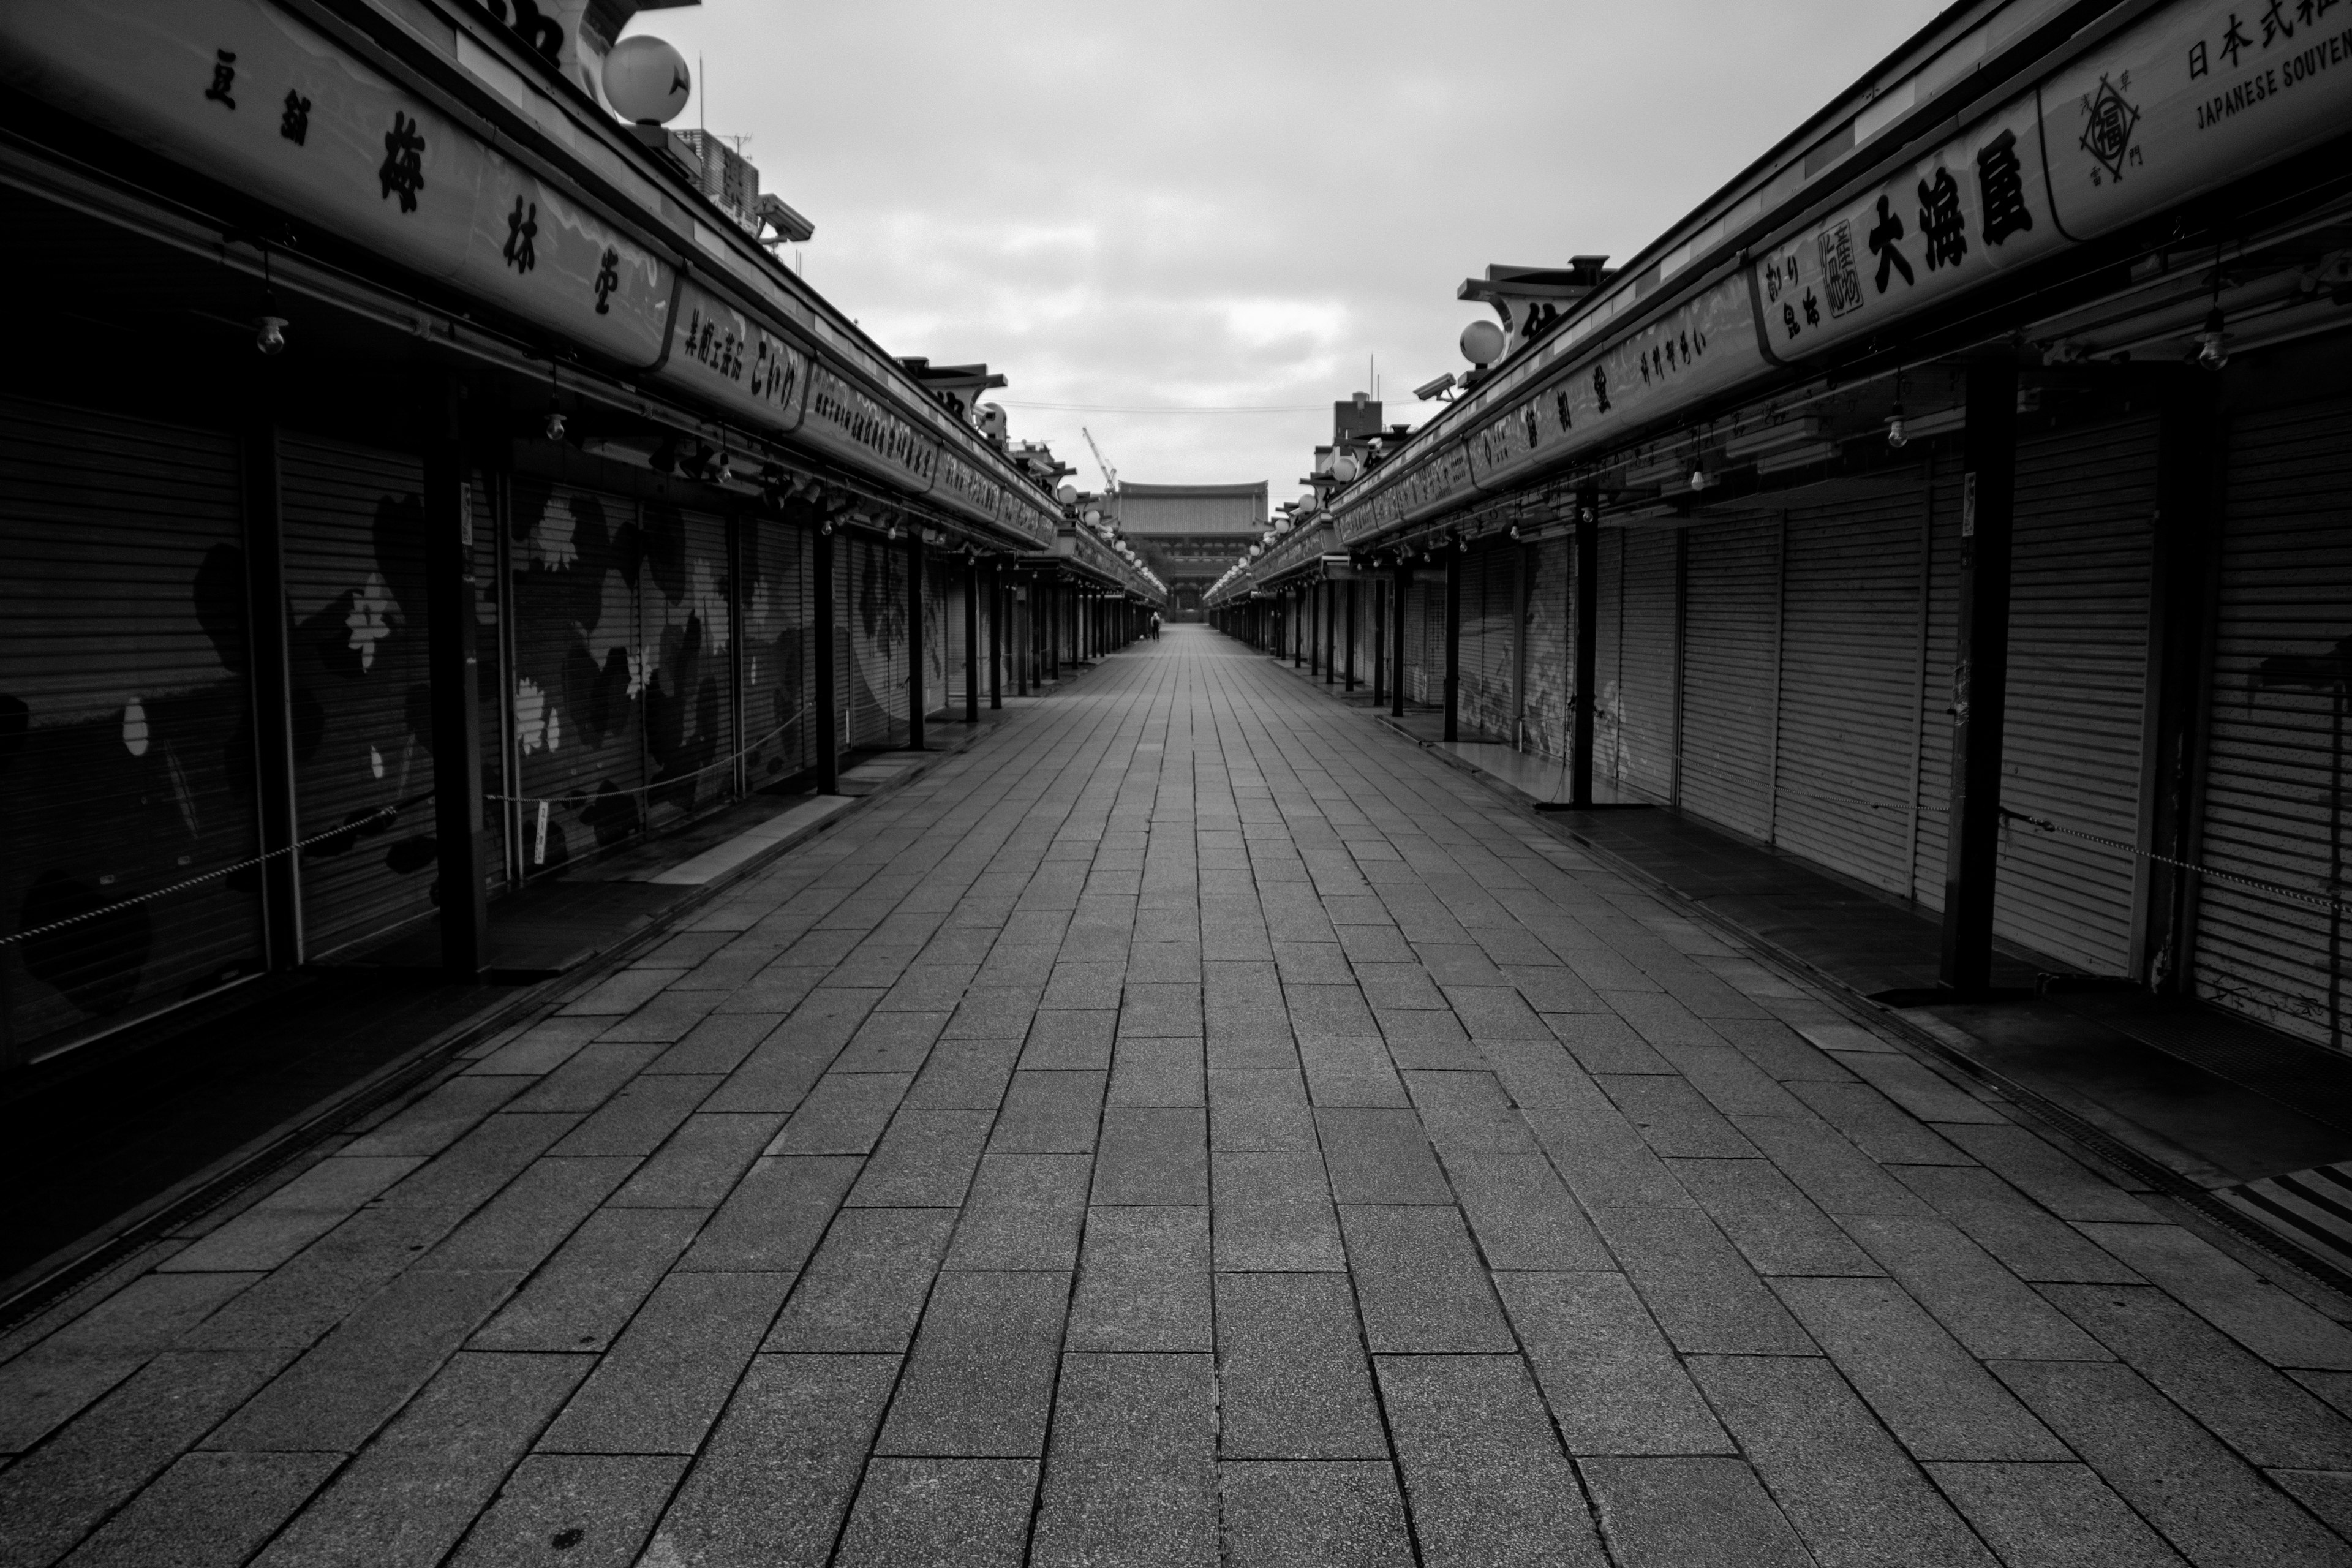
[[1414, 373, 1455, 402]]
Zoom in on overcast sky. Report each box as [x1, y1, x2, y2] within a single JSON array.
[[623, 1, 1951, 504]]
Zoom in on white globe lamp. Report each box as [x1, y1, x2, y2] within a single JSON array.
[[1460, 319, 1506, 368], [603, 37, 692, 125]]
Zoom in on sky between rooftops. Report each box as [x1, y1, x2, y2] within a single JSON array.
[[624, 0, 1949, 505]]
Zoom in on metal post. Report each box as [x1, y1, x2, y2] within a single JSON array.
[[1047, 579, 1060, 682], [1323, 580, 1336, 685], [965, 552, 980, 724], [421, 375, 486, 978], [1442, 545, 1463, 744], [814, 522, 839, 794], [728, 514, 748, 795], [1017, 579, 1030, 696], [1572, 486, 1599, 806], [1390, 563, 1411, 717], [906, 530, 925, 750], [1939, 355, 2022, 993], [1344, 578, 1358, 692]]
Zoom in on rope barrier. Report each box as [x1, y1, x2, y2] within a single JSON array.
[[0, 789, 434, 950], [1998, 807, 2352, 918]]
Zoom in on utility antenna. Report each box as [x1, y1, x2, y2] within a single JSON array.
[[1081, 426, 1118, 495]]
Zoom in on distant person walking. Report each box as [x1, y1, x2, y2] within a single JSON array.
[[1149, 611, 1162, 642]]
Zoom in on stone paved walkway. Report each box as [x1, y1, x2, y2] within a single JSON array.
[[10, 625, 2352, 1567]]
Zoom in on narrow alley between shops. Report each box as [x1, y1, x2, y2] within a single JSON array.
[[7, 626, 2352, 1567]]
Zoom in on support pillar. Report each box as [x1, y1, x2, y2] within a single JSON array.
[[1939, 355, 2022, 993], [1572, 486, 1599, 806], [906, 532, 926, 750], [1390, 563, 1411, 717], [1344, 579, 1357, 692], [1323, 580, 1336, 685], [965, 553, 981, 723], [1442, 545, 1463, 744], [1047, 580, 1060, 682], [988, 560, 1003, 710], [240, 401, 301, 969], [815, 522, 840, 794], [421, 375, 486, 978]]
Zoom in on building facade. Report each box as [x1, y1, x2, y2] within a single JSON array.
[[1117, 481, 1268, 619]]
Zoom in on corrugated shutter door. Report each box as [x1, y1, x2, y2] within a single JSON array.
[[281, 435, 439, 956], [507, 479, 646, 874], [474, 478, 506, 896], [1774, 481, 1929, 897], [924, 565, 948, 717], [1912, 462, 1966, 910], [1992, 416, 2156, 975], [1, 398, 262, 1056], [640, 503, 734, 827], [1679, 517, 1781, 839], [842, 533, 906, 749], [1619, 529, 1678, 800], [1594, 530, 1624, 780], [1524, 540, 1570, 761], [2195, 395, 2352, 1049]]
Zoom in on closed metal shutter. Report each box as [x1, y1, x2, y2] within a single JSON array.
[[843, 532, 907, 748], [1523, 540, 1571, 761], [1774, 480, 1930, 897], [641, 503, 734, 828], [1619, 527, 1679, 800], [474, 479, 507, 897], [1594, 529, 1624, 780], [281, 435, 439, 957], [1992, 415, 2156, 975], [922, 564, 948, 717], [507, 479, 647, 875], [1403, 574, 1444, 707], [741, 516, 814, 782], [0, 398, 263, 1057], [2194, 395, 2352, 1049], [1679, 516, 1781, 840], [1912, 461, 1966, 910], [1461, 543, 1515, 741]]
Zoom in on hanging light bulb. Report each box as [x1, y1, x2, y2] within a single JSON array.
[[2196, 306, 2230, 371], [254, 315, 288, 356], [543, 407, 567, 442], [1688, 462, 1711, 492], [1885, 404, 1907, 449]]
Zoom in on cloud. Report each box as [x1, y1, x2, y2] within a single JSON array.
[[629, 0, 1950, 498]]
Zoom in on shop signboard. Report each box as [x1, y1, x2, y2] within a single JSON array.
[[0, 0, 674, 365], [650, 276, 810, 430], [802, 364, 937, 494]]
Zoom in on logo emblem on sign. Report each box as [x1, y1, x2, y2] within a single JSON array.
[[2078, 74, 2140, 183]]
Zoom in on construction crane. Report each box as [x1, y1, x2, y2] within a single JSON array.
[[1081, 426, 1118, 497]]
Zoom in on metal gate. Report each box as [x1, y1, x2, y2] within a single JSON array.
[[2195, 395, 2352, 1049], [1619, 527, 1679, 801], [1992, 415, 2157, 976], [640, 503, 734, 831], [1774, 478, 1931, 898], [0, 398, 262, 1058], [280, 435, 437, 956], [1678, 516, 1781, 840]]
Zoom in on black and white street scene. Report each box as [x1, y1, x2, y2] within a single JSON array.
[[7, 1, 2352, 1563]]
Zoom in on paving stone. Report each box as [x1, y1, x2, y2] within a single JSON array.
[[832, 1008, 949, 1072], [1110, 1033, 1207, 1105], [2075, 1221, 2352, 1371], [1021, 1009, 1117, 1068], [1841, 1214, 2108, 1361], [1032, 1352, 1217, 1567], [539, 1270, 791, 1453], [1773, 1276, 2066, 1460], [472, 1208, 701, 1353], [58, 1451, 341, 1568], [846, 1107, 992, 1207], [1340, 1205, 1513, 1352], [448, 1453, 685, 1568], [1599, 1074, 1758, 1158], [1069, 1206, 1212, 1350], [833, 1457, 1038, 1567], [948, 1153, 1091, 1271], [646, 1012, 779, 1075], [1219, 1461, 1414, 1568], [179, 1206, 467, 1353], [467, 1016, 603, 1076], [1215, 1273, 1386, 1459], [1476, 1037, 1608, 1108], [1296, 1035, 1409, 1106], [1581, 1456, 1814, 1568], [1522, 1104, 1695, 1210], [157, 1155, 423, 1275], [253, 1351, 586, 1567], [1496, 1271, 1729, 1455], [2272, 1469, 2352, 1540], [1995, 1359, 2352, 1567], [1315, 1107, 1450, 1203], [764, 1071, 912, 1156], [902, 1038, 1020, 1109], [2039, 1283, 2352, 1468], [0, 1348, 296, 1561], [1691, 1354, 2000, 1568], [1208, 1068, 1317, 1151], [204, 1265, 526, 1453], [593, 988, 725, 1044], [698, 1031, 839, 1115], [1731, 1113, 1932, 1217], [678, 1155, 859, 1272], [1893, 1165, 2143, 1283], [1834, 1050, 2007, 1125], [1588, 1206, 1814, 1355], [1940, 1124, 2158, 1223], [1439, 1150, 1611, 1268], [1377, 1354, 1604, 1567], [1093, 1105, 1208, 1205], [1923, 1461, 2192, 1568], [763, 1207, 952, 1353], [1210, 1150, 1345, 1271], [344, 1076, 532, 1161], [1788, 1080, 1975, 1164], [876, 1270, 1069, 1457], [990, 1070, 1108, 1153]]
